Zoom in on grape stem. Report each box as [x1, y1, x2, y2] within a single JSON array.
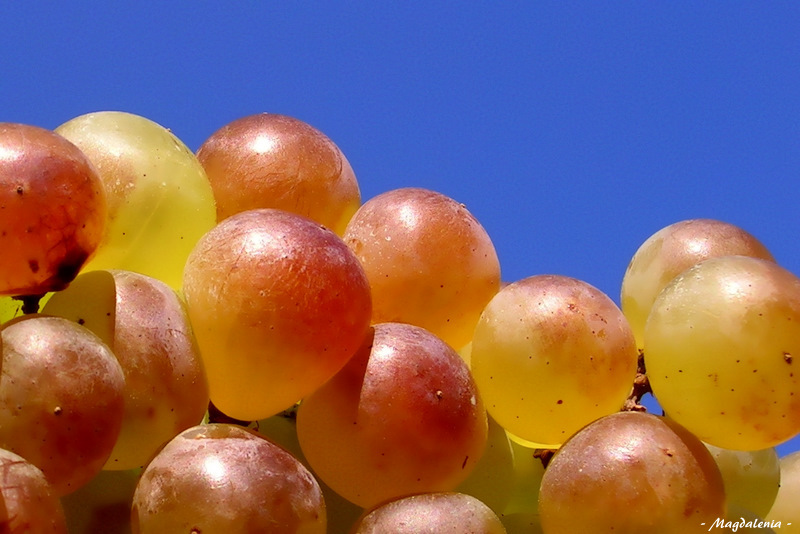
[[621, 350, 651, 412]]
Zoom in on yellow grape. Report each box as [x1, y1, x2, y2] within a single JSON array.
[[343, 187, 501, 350], [621, 219, 774, 349], [55, 111, 216, 291], [764, 451, 800, 533], [645, 256, 800, 450], [539, 411, 725, 534], [471, 275, 638, 446], [197, 113, 361, 235], [704, 443, 780, 519], [42, 269, 209, 470]]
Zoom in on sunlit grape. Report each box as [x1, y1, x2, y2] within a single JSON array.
[[55, 111, 216, 290], [42, 269, 209, 470], [344, 187, 501, 350], [704, 443, 780, 519], [197, 112, 361, 235], [621, 219, 774, 348], [131, 423, 326, 533], [352, 492, 507, 533], [645, 256, 800, 450], [183, 208, 371, 421], [297, 323, 488, 509], [539, 411, 725, 534], [0, 123, 107, 297], [471, 275, 638, 446], [0, 316, 125, 495]]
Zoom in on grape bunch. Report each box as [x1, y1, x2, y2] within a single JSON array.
[[0, 111, 798, 533]]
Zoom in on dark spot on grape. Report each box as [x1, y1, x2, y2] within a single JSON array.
[[53, 406, 62, 416], [16, 186, 23, 195], [28, 259, 39, 273], [77, 318, 85, 325], [462, 455, 469, 469], [557, 399, 563, 404], [784, 352, 793, 364]]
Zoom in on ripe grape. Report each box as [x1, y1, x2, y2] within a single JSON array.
[[645, 255, 800, 450], [621, 218, 774, 348], [343, 187, 501, 350], [0, 447, 67, 533], [351, 492, 507, 533], [42, 269, 209, 470], [0, 316, 125, 495], [538, 411, 725, 534], [296, 322, 488, 509], [197, 113, 361, 235], [131, 423, 326, 533], [55, 111, 217, 291], [0, 123, 107, 297], [471, 275, 638, 446], [704, 443, 780, 519], [183, 208, 372, 421], [764, 451, 800, 532]]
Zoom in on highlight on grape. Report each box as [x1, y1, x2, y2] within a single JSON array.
[[1, 111, 799, 533]]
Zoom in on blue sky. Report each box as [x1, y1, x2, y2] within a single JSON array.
[[3, 4, 800, 455]]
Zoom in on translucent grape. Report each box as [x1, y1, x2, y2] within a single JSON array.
[[343, 187, 501, 350], [297, 323, 488, 509], [0, 316, 125, 495], [539, 411, 725, 534], [471, 275, 638, 446], [196, 112, 361, 235], [621, 219, 774, 348], [55, 111, 217, 291], [645, 255, 800, 450], [42, 269, 209, 470], [183, 208, 372, 421], [764, 451, 800, 533], [131, 423, 326, 533], [704, 443, 780, 519], [0, 122, 106, 297], [352, 492, 507, 533]]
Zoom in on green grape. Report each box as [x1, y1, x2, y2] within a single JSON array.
[[621, 219, 774, 349], [42, 269, 209, 471], [351, 492, 507, 534], [503, 437, 546, 518], [645, 255, 800, 450], [539, 411, 725, 534], [765, 451, 800, 533], [61, 468, 141, 534], [471, 275, 638, 446], [455, 415, 516, 516], [131, 423, 326, 533], [725, 504, 778, 533], [55, 111, 216, 291], [704, 443, 780, 519]]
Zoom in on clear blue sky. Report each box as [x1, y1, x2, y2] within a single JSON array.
[[3, 3, 799, 455]]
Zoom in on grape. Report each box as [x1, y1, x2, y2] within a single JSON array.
[[0, 316, 125, 495], [61, 468, 141, 534], [621, 219, 774, 349], [196, 113, 361, 235], [726, 504, 778, 533], [704, 443, 780, 519], [0, 448, 67, 533], [55, 111, 216, 291], [471, 275, 638, 446], [539, 411, 725, 534], [502, 438, 546, 518], [42, 269, 209, 470], [455, 415, 516, 516], [764, 451, 800, 533], [131, 423, 326, 533], [296, 323, 488, 509], [0, 123, 107, 297], [351, 492, 507, 533], [645, 255, 800, 450], [343, 187, 501, 350], [183, 208, 372, 421]]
